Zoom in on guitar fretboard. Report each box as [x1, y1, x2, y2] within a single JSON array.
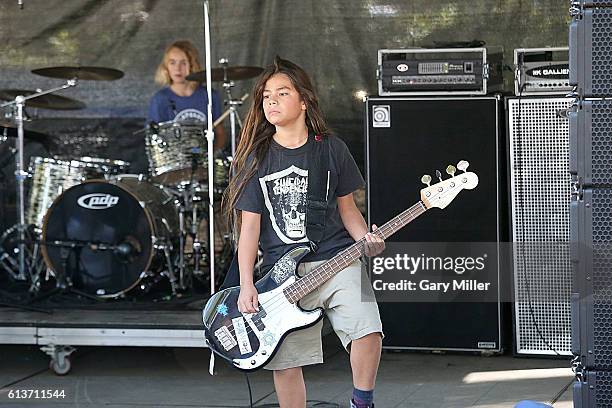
[[283, 201, 428, 304]]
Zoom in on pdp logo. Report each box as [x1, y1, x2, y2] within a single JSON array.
[[372, 105, 390, 128], [77, 193, 119, 210]]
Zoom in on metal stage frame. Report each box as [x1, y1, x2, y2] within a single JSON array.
[[0, 307, 206, 374]]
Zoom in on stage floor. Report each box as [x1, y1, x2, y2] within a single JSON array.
[[0, 329, 574, 407]]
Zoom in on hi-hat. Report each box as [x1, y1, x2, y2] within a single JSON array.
[[186, 66, 264, 82], [32, 66, 124, 81], [0, 89, 86, 110]]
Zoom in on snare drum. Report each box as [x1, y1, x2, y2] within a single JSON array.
[[26, 156, 129, 226]]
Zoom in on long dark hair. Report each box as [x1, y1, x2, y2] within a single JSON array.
[[222, 56, 331, 236]]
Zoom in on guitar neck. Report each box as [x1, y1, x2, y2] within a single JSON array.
[[284, 201, 428, 303]]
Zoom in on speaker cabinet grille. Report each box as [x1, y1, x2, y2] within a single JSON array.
[[596, 371, 612, 406], [571, 9, 612, 97], [592, 9, 612, 96], [592, 189, 612, 367], [574, 370, 612, 407], [508, 97, 573, 356], [590, 100, 612, 185]]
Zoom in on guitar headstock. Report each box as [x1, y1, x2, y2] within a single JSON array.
[[420, 160, 479, 210]]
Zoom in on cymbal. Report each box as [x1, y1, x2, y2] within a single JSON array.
[[0, 89, 86, 110], [0, 126, 51, 146], [32, 66, 124, 81], [186, 66, 264, 82]]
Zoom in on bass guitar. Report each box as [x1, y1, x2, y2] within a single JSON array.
[[202, 160, 478, 371]]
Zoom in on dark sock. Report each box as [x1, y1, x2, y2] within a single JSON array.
[[351, 387, 374, 408]]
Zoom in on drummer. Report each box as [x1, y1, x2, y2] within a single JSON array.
[[148, 40, 227, 150]]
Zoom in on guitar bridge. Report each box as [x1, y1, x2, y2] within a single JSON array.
[[214, 325, 237, 351]]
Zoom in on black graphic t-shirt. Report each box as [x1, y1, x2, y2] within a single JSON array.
[[236, 134, 365, 272]]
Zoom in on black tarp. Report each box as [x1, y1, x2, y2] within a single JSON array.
[[0, 0, 569, 229]]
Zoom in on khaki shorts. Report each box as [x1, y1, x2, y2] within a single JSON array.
[[264, 259, 383, 371]]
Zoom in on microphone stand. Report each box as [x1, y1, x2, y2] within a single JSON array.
[[26, 239, 104, 304], [202, 0, 216, 295]]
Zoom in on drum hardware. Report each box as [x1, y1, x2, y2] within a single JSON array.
[[164, 172, 231, 292], [218, 60, 249, 156], [186, 59, 253, 157], [26, 239, 107, 304], [0, 224, 46, 293], [185, 65, 264, 82], [0, 89, 86, 110], [0, 79, 78, 281], [0, 126, 53, 148], [158, 241, 179, 295]]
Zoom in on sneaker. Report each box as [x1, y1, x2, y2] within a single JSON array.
[[350, 400, 374, 408]]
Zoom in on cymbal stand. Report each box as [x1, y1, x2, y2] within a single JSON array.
[[219, 58, 245, 157], [0, 79, 77, 281], [191, 192, 202, 279]]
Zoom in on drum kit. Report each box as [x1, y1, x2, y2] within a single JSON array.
[[0, 62, 264, 302]]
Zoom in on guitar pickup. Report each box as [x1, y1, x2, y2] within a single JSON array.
[[214, 325, 237, 351], [250, 306, 267, 331]]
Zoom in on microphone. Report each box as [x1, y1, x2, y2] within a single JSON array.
[[114, 241, 139, 262], [115, 242, 133, 256]]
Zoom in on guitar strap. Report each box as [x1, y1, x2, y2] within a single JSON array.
[[219, 133, 330, 290], [305, 133, 330, 250]]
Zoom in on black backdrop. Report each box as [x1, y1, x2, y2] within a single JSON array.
[[0, 0, 569, 230]]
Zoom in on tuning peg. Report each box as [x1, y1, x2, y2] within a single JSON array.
[[457, 160, 470, 172], [436, 170, 442, 182], [421, 174, 432, 186], [446, 165, 456, 177]]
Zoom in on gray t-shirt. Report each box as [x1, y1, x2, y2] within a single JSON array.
[[236, 133, 365, 272]]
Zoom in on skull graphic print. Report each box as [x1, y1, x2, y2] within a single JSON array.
[[259, 165, 310, 244]]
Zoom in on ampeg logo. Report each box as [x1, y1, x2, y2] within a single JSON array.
[[372, 105, 391, 128], [396, 63, 409, 72], [77, 193, 119, 210]]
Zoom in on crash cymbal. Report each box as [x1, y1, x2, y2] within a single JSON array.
[[0, 89, 86, 110], [0, 126, 51, 146], [31, 66, 124, 81], [186, 66, 264, 82]]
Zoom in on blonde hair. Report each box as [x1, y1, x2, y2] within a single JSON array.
[[154, 40, 203, 88]]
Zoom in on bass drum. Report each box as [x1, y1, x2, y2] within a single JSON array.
[[41, 176, 178, 298]]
